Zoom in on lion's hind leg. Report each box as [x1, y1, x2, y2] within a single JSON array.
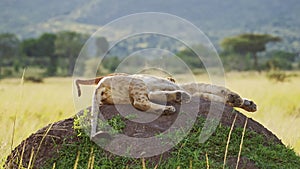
[[130, 93, 176, 115], [129, 79, 176, 115], [148, 90, 191, 103]]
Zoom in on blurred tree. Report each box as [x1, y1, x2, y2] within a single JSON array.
[[220, 51, 253, 71], [96, 36, 109, 56], [38, 33, 56, 56], [39, 33, 57, 76], [0, 33, 20, 77], [176, 46, 204, 69], [55, 31, 88, 76], [102, 56, 120, 72], [221, 33, 281, 70], [265, 50, 296, 70], [21, 38, 39, 57], [21, 33, 57, 76]]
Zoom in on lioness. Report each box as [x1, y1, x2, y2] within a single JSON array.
[[76, 73, 256, 113]]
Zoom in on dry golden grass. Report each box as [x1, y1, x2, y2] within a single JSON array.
[[224, 72, 300, 155], [0, 78, 74, 160], [180, 71, 300, 155], [0, 72, 300, 162]]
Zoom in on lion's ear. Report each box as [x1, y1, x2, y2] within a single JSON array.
[[166, 77, 176, 83]]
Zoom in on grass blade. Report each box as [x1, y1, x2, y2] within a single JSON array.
[[31, 123, 54, 168], [52, 162, 56, 169], [142, 158, 146, 169], [90, 154, 94, 169], [205, 152, 209, 169], [27, 148, 34, 169], [235, 118, 248, 169], [87, 147, 94, 169], [74, 151, 81, 169], [10, 116, 17, 154], [223, 112, 238, 169], [17, 140, 26, 169], [11, 68, 26, 153]]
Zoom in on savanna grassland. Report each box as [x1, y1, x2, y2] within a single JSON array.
[[0, 72, 300, 164], [0, 78, 75, 162]]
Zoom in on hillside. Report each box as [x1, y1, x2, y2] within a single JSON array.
[[1, 0, 300, 51]]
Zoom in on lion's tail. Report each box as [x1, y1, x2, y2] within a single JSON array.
[[75, 77, 104, 97], [75, 73, 128, 97]]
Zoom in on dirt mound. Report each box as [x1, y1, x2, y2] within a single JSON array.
[[5, 98, 282, 168]]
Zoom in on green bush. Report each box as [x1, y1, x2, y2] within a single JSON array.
[[24, 75, 44, 83], [266, 70, 296, 82]]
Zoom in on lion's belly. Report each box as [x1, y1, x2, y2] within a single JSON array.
[[110, 88, 131, 104], [104, 83, 131, 104], [135, 75, 179, 91]]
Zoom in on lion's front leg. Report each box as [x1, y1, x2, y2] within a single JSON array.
[[179, 83, 234, 97], [239, 99, 257, 112], [180, 83, 257, 112], [180, 82, 243, 104]]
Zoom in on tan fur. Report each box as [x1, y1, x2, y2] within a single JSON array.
[[92, 75, 185, 114], [75, 73, 127, 96], [76, 74, 257, 113]]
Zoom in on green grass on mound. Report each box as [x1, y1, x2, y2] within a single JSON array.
[[42, 116, 300, 169]]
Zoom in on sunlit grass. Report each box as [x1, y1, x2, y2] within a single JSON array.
[[224, 71, 300, 155], [0, 71, 300, 162], [179, 71, 300, 155], [0, 77, 75, 160]]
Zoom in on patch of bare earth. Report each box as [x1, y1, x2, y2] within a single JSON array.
[[5, 98, 282, 168]]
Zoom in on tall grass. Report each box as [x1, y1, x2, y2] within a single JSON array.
[[0, 78, 74, 160], [180, 71, 300, 154], [223, 112, 238, 169], [235, 117, 248, 169], [224, 72, 300, 155]]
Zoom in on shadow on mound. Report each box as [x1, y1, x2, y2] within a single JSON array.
[[4, 98, 291, 168]]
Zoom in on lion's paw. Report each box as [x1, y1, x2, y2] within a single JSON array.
[[162, 106, 176, 115], [175, 91, 191, 103]]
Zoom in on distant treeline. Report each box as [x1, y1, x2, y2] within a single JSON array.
[[0, 31, 299, 79], [0, 31, 109, 78]]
